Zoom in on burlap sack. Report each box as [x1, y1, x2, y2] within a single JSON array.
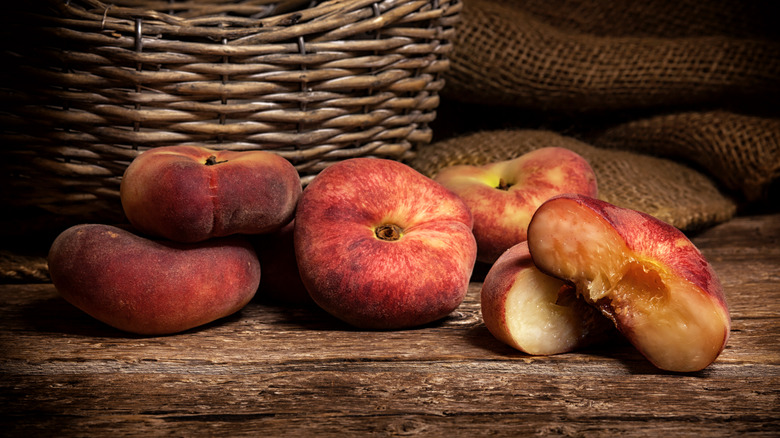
[[500, 0, 779, 39], [592, 111, 780, 202], [436, 0, 779, 206], [409, 130, 737, 231], [444, 0, 780, 111]]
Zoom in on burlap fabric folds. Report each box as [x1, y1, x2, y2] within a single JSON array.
[[419, 0, 779, 230], [444, 0, 780, 111], [594, 111, 780, 203]]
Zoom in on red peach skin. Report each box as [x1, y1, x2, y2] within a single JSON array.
[[435, 147, 598, 263], [121, 146, 301, 243], [294, 158, 477, 330], [48, 224, 261, 335]]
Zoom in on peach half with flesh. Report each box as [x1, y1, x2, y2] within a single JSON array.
[[481, 241, 615, 355], [526, 194, 731, 372]]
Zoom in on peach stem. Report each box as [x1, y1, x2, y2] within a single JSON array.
[[205, 155, 228, 166], [375, 224, 403, 241], [497, 178, 513, 190]]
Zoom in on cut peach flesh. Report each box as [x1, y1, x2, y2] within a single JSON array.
[[504, 269, 594, 355], [529, 200, 730, 372]]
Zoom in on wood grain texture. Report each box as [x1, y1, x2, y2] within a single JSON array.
[[1, 213, 779, 437]]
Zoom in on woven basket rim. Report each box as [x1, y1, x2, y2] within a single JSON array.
[[39, 0, 456, 43]]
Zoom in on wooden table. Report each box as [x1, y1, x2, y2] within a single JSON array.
[[2, 213, 779, 436]]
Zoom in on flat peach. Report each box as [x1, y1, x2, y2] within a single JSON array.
[[48, 224, 261, 335], [435, 147, 597, 263], [121, 146, 301, 243]]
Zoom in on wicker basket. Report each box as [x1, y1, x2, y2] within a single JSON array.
[[1, 0, 460, 219]]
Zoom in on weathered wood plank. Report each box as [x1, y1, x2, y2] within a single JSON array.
[[3, 370, 779, 436], [1, 213, 779, 436]]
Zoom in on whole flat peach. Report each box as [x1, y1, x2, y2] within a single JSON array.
[[121, 146, 301, 243], [48, 224, 261, 335], [435, 147, 597, 263], [294, 158, 477, 330]]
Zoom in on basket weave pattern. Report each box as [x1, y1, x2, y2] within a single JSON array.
[[2, 0, 460, 217]]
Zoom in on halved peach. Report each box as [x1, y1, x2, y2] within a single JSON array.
[[481, 241, 615, 355], [527, 194, 731, 372]]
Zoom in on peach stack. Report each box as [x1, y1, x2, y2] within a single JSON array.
[[48, 146, 302, 335]]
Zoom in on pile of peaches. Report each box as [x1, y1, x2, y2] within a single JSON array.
[[48, 145, 731, 372]]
